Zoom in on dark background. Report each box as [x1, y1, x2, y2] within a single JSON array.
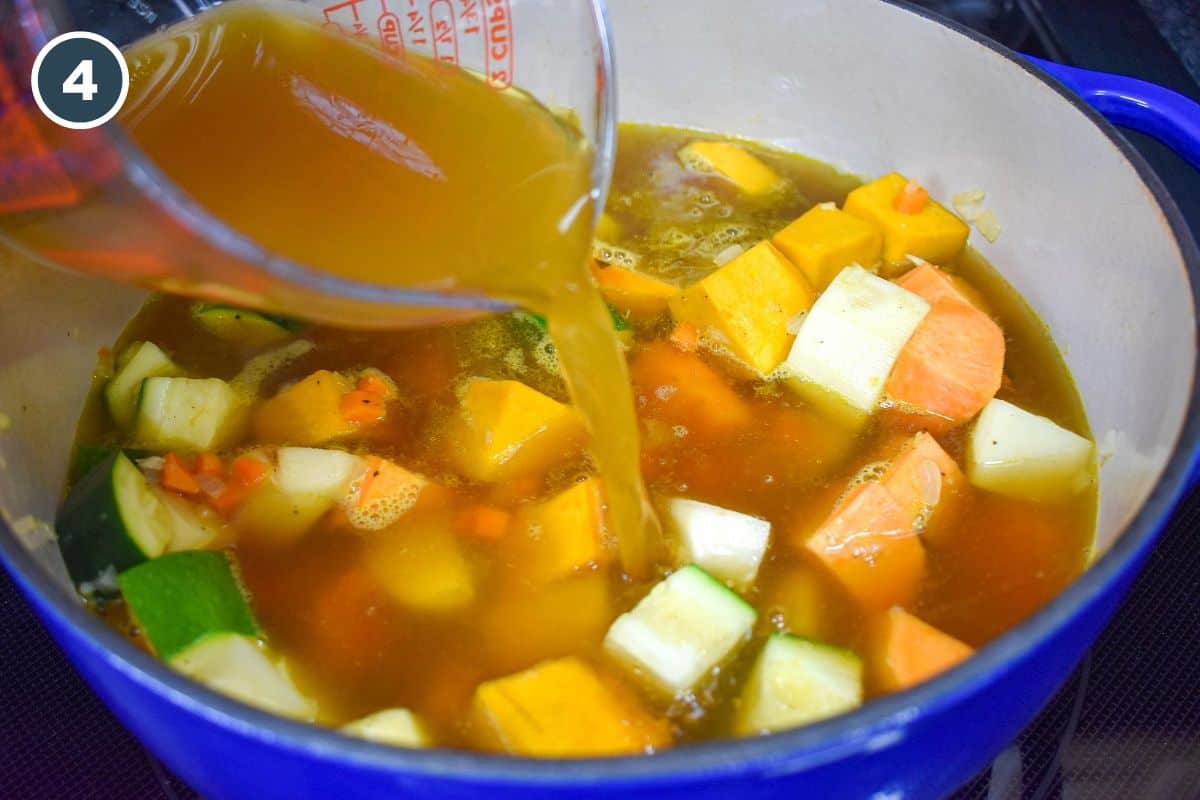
[[2, 1, 1200, 798]]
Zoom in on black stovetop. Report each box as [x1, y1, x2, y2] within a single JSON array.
[[2, 2, 1200, 798]]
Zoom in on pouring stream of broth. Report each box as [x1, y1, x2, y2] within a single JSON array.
[[118, 1, 661, 574]]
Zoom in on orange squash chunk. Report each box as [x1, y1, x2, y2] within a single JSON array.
[[866, 607, 973, 692], [887, 265, 1004, 431], [253, 370, 357, 445], [800, 481, 926, 613], [470, 656, 671, 757]]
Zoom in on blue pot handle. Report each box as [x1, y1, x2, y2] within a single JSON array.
[[1027, 56, 1200, 170]]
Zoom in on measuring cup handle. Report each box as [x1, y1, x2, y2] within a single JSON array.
[[1027, 56, 1200, 171]]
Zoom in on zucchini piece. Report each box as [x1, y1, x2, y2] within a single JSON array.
[[55, 452, 172, 592], [104, 342, 185, 431], [603, 564, 756, 696], [172, 632, 316, 721], [134, 376, 246, 452], [342, 709, 432, 748], [192, 303, 302, 347], [735, 634, 863, 735], [666, 497, 771, 590], [68, 444, 149, 484], [118, 550, 257, 661]]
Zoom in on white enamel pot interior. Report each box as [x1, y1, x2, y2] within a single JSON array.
[[0, 0, 1197, 795]]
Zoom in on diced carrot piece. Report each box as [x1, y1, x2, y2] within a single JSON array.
[[668, 322, 699, 352], [230, 455, 270, 489], [470, 656, 671, 757], [455, 505, 512, 540], [798, 481, 926, 613], [195, 452, 224, 476], [340, 390, 387, 424], [486, 473, 544, 506], [893, 180, 930, 215], [630, 342, 753, 439], [885, 269, 1005, 431], [211, 483, 247, 515], [161, 453, 200, 495], [866, 607, 973, 692], [881, 432, 966, 543]]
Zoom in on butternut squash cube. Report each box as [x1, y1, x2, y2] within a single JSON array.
[[253, 370, 357, 445], [771, 205, 884, 291], [844, 173, 970, 264], [669, 241, 814, 376], [677, 141, 782, 195], [448, 379, 587, 483], [366, 516, 475, 614], [517, 478, 608, 582], [591, 261, 678, 318], [865, 607, 973, 692], [470, 656, 671, 757]]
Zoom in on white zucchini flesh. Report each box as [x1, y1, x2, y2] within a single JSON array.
[[275, 447, 364, 501], [666, 497, 771, 589], [171, 633, 316, 721], [341, 709, 431, 748], [782, 266, 929, 414], [967, 398, 1094, 502], [603, 565, 756, 696], [105, 342, 185, 431], [135, 377, 245, 452], [735, 633, 863, 735]]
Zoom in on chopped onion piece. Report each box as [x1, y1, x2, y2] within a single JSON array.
[[816, 201, 837, 211], [952, 190, 986, 222], [713, 243, 745, 266], [976, 210, 1002, 242], [917, 459, 943, 507], [197, 474, 227, 499]]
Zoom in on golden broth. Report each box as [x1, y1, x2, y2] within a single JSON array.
[[77, 123, 1094, 749], [118, 0, 658, 573]]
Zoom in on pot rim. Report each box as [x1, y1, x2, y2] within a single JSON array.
[[2, 0, 1198, 788]]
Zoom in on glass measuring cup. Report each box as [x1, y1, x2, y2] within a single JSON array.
[[0, 0, 616, 328]]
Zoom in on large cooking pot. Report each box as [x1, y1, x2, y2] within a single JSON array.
[[2, 0, 1199, 797]]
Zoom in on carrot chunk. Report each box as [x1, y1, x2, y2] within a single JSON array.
[[866, 606, 973, 692], [893, 180, 930, 215], [161, 453, 200, 495], [799, 481, 926, 613], [230, 455, 269, 488], [455, 505, 513, 540], [887, 265, 1004, 431], [195, 452, 224, 476], [211, 483, 246, 515]]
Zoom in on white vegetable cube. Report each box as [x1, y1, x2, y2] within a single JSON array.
[[735, 634, 863, 735], [968, 399, 1094, 502], [342, 708, 431, 748], [667, 498, 771, 590], [782, 266, 929, 414], [603, 565, 756, 696], [275, 447, 364, 502]]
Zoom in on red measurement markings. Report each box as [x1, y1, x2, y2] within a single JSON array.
[[376, 0, 405, 55], [322, 0, 369, 37], [430, 0, 458, 64], [457, 0, 481, 35], [405, 0, 429, 48], [483, 0, 513, 88], [0, 60, 80, 214]]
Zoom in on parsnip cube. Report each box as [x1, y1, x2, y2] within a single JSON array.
[[967, 399, 1094, 502], [782, 266, 929, 414]]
